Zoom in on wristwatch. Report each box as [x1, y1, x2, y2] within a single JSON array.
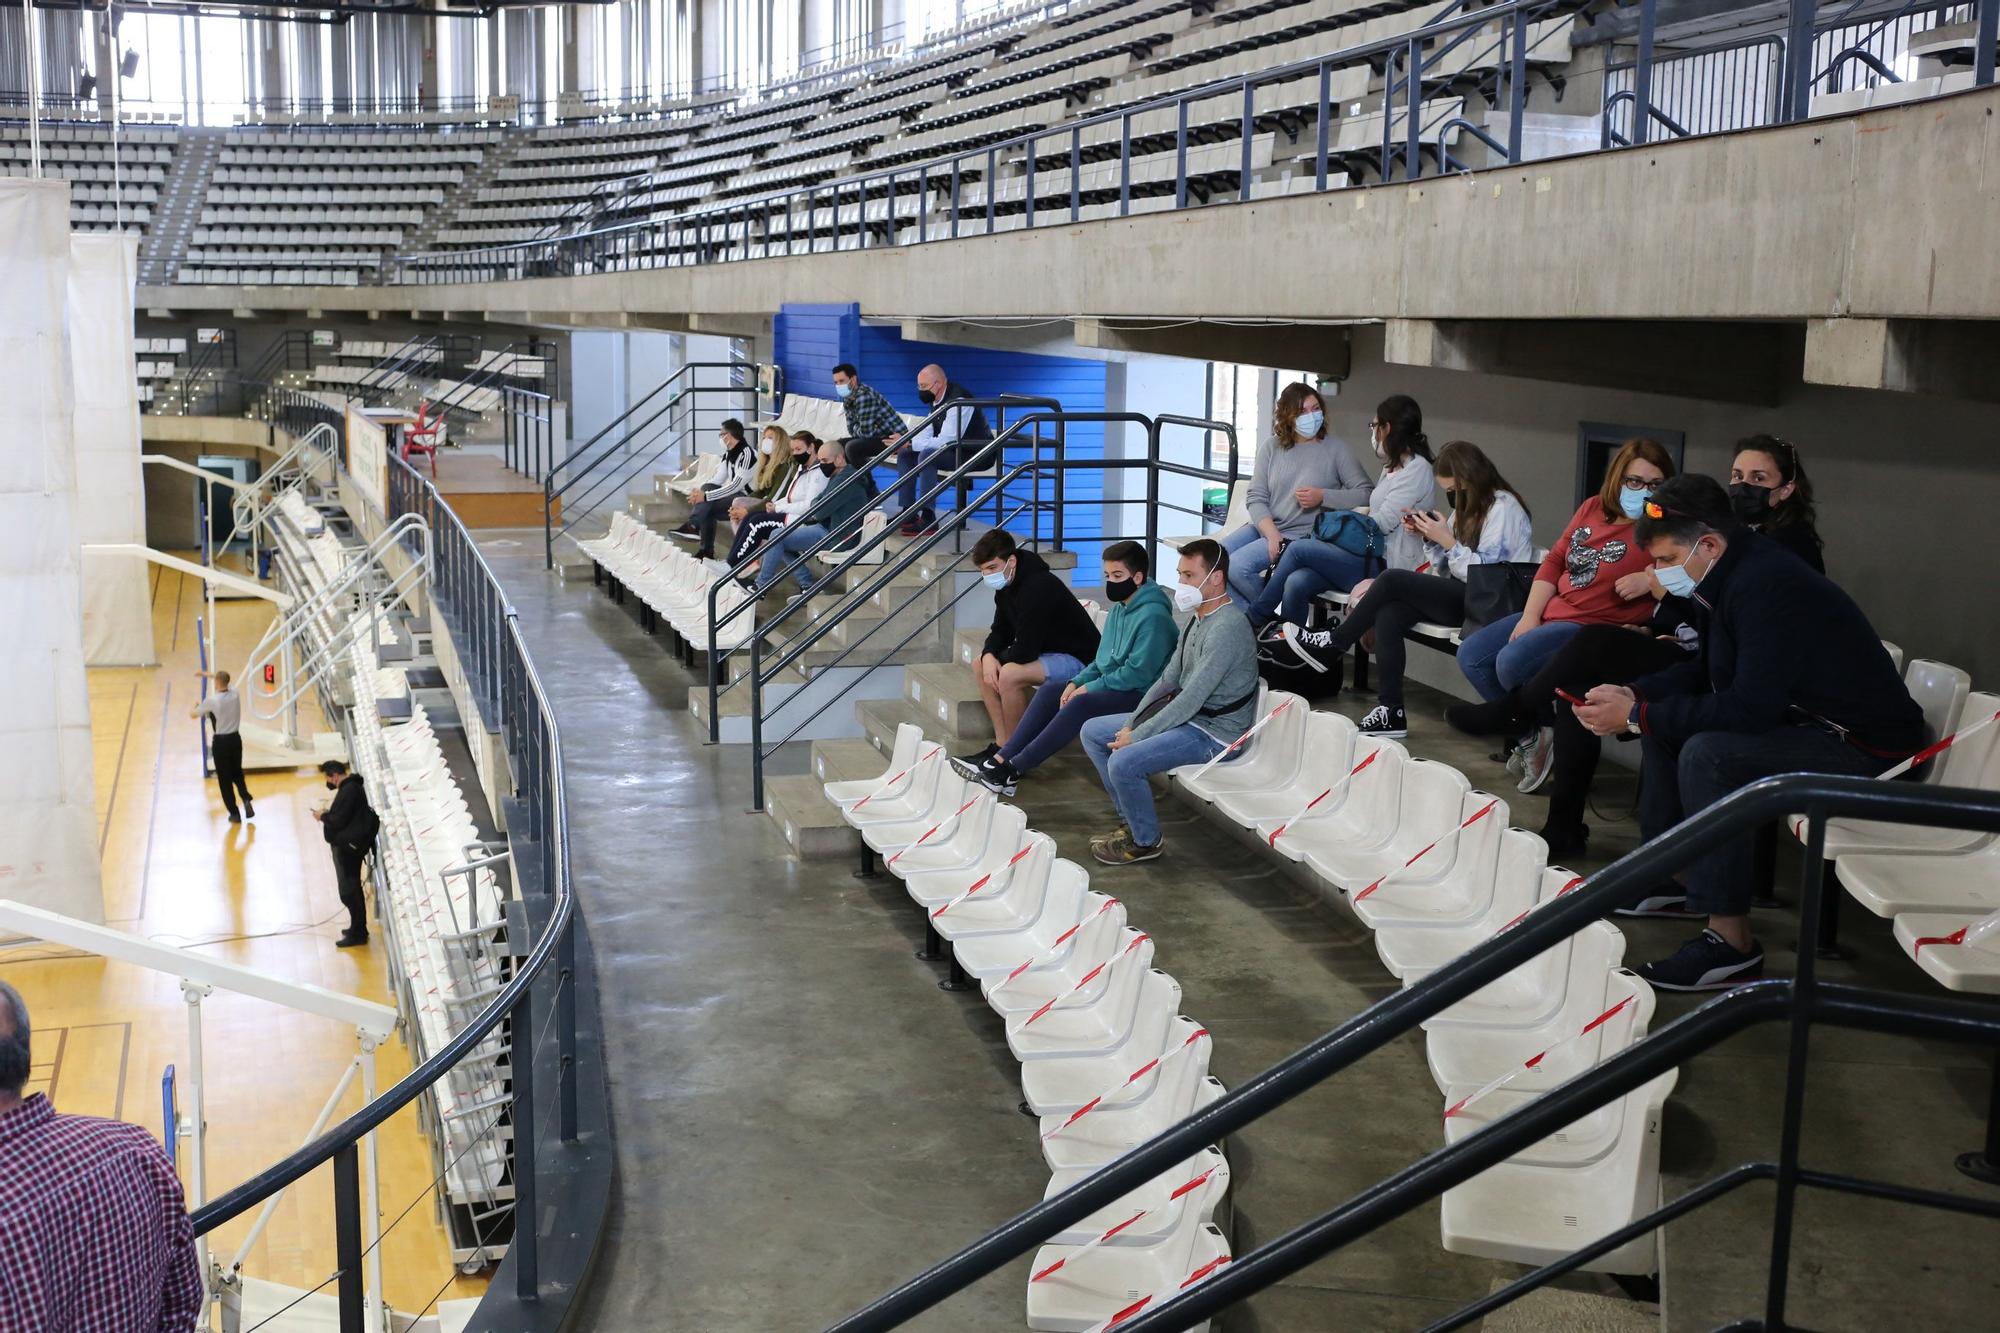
[[1626, 703, 1642, 736]]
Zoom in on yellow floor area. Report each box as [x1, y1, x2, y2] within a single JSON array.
[[4, 559, 488, 1316]]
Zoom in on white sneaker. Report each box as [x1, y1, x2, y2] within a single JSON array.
[[1515, 727, 1555, 794]]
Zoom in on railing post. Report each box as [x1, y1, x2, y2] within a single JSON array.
[[1979, 0, 1999, 87], [1175, 100, 1189, 208], [1782, 0, 1821, 123], [750, 633, 766, 812], [332, 1143, 365, 1333], [1505, 14, 1527, 162], [1025, 135, 1037, 229], [511, 986, 540, 1304], [951, 159, 962, 238], [1405, 37, 1422, 181], [1120, 113, 1133, 216], [1146, 420, 1161, 555], [986, 148, 997, 233], [1240, 81, 1255, 202], [1765, 801, 1828, 1329], [1633, 0, 1659, 147], [1316, 62, 1331, 191]]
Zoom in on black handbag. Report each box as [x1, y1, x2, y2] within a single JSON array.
[[1461, 561, 1540, 633]]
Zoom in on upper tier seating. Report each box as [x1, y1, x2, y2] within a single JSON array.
[[1, 123, 175, 235]]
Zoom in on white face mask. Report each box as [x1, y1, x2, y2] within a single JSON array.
[[761, 440, 774, 456], [1371, 433, 1387, 462], [1173, 571, 1217, 613]]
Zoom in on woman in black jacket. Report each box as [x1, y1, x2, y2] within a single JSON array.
[[1728, 435, 1824, 572]]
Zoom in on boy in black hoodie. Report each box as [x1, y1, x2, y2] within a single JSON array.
[[961, 529, 1101, 767]]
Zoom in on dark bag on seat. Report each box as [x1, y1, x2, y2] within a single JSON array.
[[1461, 561, 1540, 633]]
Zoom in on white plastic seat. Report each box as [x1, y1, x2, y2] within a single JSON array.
[[1821, 690, 2000, 859], [907, 828, 1049, 911], [1305, 759, 1469, 895], [1425, 919, 1628, 1035], [819, 722, 928, 805], [1026, 1215, 1228, 1333], [1023, 1012, 1208, 1119], [1351, 793, 1517, 932], [1210, 710, 1356, 828], [1006, 941, 1169, 1062], [840, 749, 954, 828], [1258, 737, 1407, 864], [985, 910, 1137, 1022], [1041, 1145, 1229, 1248], [1839, 840, 2000, 919], [1043, 1067, 1228, 1173], [885, 791, 1025, 878], [820, 511, 888, 566], [859, 774, 978, 855], [955, 887, 1120, 982], [663, 451, 722, 496], [1171, 688, 1298, 803], [1378, 849, 1571, 982], [1428, 960, 1647, 1093], [1891, 911, 2000, 994]]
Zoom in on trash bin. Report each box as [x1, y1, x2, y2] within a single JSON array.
[[1201, 486, 1229, 526]]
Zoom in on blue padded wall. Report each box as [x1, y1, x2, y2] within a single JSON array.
[[774, 302, 1110, 582]]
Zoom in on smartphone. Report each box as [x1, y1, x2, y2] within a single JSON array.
[[1554, 687, 1586, 707]]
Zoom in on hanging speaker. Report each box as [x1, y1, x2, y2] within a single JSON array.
[[121, 48, 141, 79], [79, 72, 97, 99]]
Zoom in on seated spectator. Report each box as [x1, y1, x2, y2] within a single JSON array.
[[1274, 440, 1535, 738], [879, 363, 993, 537], [1571, 475, 1924, 990], [831, 363, 904, 471], [756, 439, 877, 597], [769, 431, 828, 527], [674, 418, 754, 559], [726, 497, 786, 582], [961, 541, 1175, 795], [961, 529, 1103, 765], [1243, 394, 1440, 631], [1081, 538, 1259, 865], [1447, 438, 1828, 858], [1455, 436, 1675, 788], [1217, 381, 1371, 608], [748, 424, 799, 503], [0, 979, 205, 1332], [1729, 434, 1824, 571]]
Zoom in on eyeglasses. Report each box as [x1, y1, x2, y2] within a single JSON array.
[[1620, 476, 1662, 492]]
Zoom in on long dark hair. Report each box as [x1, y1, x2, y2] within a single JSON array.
[[1432, 440, 1526, 549], [1376, 394, 1431, 468], [1734, 435, 1821, 546]]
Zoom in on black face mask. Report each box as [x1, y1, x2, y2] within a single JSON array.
[[1105, 577, 1137, 603], [917, 388, 936, 406], [819, 462, 836, 478], [792, 452, 809, 464], [1729, 481, 1775, 523], [1443, 490, 1460, 510]]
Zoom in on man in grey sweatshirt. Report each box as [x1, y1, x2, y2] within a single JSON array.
[[1081, 538, 1261, 865]]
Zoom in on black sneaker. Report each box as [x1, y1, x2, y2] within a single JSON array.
[[244, 802, 255, 820], [974, 758, 1019, 796], [1357, 704, 1407, 738], [1638, 929, 1765, 991], [951, 743, 1000, 778], [1614, 887, 1704, 920], [335, 931, 370, 949], [670, 522, 700, 538], [1280, 623, 1343, 674], [227, 812, 242, 824]]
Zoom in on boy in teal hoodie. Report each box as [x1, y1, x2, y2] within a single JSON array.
[[961, 541, 1176, 795]]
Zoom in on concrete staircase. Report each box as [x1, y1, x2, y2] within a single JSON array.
[[139, 126, 221, 285], [403, 134, 521, 256]]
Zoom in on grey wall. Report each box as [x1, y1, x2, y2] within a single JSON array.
[[1333, 324, 2000, 682]]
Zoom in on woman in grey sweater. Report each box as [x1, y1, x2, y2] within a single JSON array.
[[1219, 381, 1373, 608]]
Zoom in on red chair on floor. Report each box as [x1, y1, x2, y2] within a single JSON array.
[[402, 400, 443, 476]]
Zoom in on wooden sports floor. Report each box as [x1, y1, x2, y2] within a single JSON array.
[[3, 558, 488, 1315]]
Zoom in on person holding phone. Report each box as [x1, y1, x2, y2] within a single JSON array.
[[1271, 440, 1533, 738], [1216, 381, 1373, 609]]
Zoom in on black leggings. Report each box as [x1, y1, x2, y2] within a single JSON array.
[[1519, 624, 1693, 836], [1325, 568, 1467, 709]]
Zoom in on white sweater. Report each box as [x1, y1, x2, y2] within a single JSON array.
[[1368, 458, 1440, 572], [1425, 489, 1536, 579], [773, 461, 827, 522]]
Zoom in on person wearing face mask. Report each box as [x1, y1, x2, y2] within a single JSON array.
[[748, 425, 799, 504], [1728, 434, 1824, 572], [312, 760, 380, 948], [961, 529, 1104, 767], [1079, 539, 1260, 865], [768, 433, 829, 533], [1216, 382, 1372, 609], [1274, 440, 1535, 738], [830, 363, 905, 472], [755, 440, 877, 596], [957, 542, 1175, 794], [1452, 436, 1676, 788], [1242, 393, 1440, 632], [673, 418, 755, 560], [877, 363, 994, 538], [1569, 475, 1924, 992]]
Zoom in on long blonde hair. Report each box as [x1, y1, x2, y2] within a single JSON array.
[[752, 426, 792, 490]]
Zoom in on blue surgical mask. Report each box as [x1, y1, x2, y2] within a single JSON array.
[[1619, 488, 1652, 520], [835, 383, 853, 400], [1655, 542, 1710, 598], [981, 567, 1008, 591], [1294, 410, 1324, 440]]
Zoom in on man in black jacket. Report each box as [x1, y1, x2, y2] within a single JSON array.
[[1575, 475, 1925, 992], [961, 529, 1102, 767], [313, 760, 381, 948]]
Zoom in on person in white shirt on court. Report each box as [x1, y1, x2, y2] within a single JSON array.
[[189, 669, 254, 824]]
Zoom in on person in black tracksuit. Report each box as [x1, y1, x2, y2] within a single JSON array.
[[315, 761, 381, 948], [1570, 476, 1924, 992]]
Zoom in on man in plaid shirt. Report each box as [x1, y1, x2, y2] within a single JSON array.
[[0, 980, 204, 1332], [831, 362, 904, 470]]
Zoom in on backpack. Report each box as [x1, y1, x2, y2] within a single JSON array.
[[1312, 509, 1385, 564]]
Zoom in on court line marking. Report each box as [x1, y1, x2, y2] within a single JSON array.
[[99, 682, 141, 859]]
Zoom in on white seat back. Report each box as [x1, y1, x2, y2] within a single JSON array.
[[1906, 658, 1973, 783], [1271, 736, 1407, 853], [1427, 916, 1625, 1033]]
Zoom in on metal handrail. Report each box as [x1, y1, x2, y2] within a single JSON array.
[[826, 773, 2000, 1330]]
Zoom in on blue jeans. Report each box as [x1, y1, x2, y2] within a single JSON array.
[[1219, 525, 1275, 610], [1001, 683, 1141, 774], [892, 444, 963, 515], [1038, 652, 1086, 686], [1246, 540, 1373, 627], [1081, 713, 1231, 848], [755, 523, 827, 593], [1455, 614, 1586, 701]]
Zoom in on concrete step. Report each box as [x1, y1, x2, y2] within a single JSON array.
[[787, 584, 951, 656], [626, 495, 686, 527], [808, 737, 895, 786], [912, 541, 1077, 585], [763, 774, 857, 860], [856, 696, 956, 754], [902, 660, 991, 740], [951, 627, 987, 671], [551, 535, 599, 582], [686, 659, 810, 724]]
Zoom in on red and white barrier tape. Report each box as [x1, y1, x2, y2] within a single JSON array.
[[1185, 698, 1293, 781], [930, 843, 1038, 920], [1083, 1254, 1234, 1332], [1352, 799, 1501, 904], [1030, 1164, 1220, 1283], [1266, 747, 1383, 848], [1495, 875, 1589, 936], [1791, 708, 2000, 839], [1912, 905, 2000, 956], [990, 897, 1122, 995], [1442, 994, 1638, 1122], [1041, 1028, 1212, 1143], [1018, 933, 1151, 1029], [888, 793, 983, 866], [851, 744, 944, 811]]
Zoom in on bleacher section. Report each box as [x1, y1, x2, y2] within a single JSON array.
[[2, 122, 174, 234]]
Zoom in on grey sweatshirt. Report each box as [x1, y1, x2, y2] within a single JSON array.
[[1243, 433, 1373, 537], [1129, 605, 1261, 745]]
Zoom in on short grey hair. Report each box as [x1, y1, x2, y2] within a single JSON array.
[[0, 979, 29, 1098]]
